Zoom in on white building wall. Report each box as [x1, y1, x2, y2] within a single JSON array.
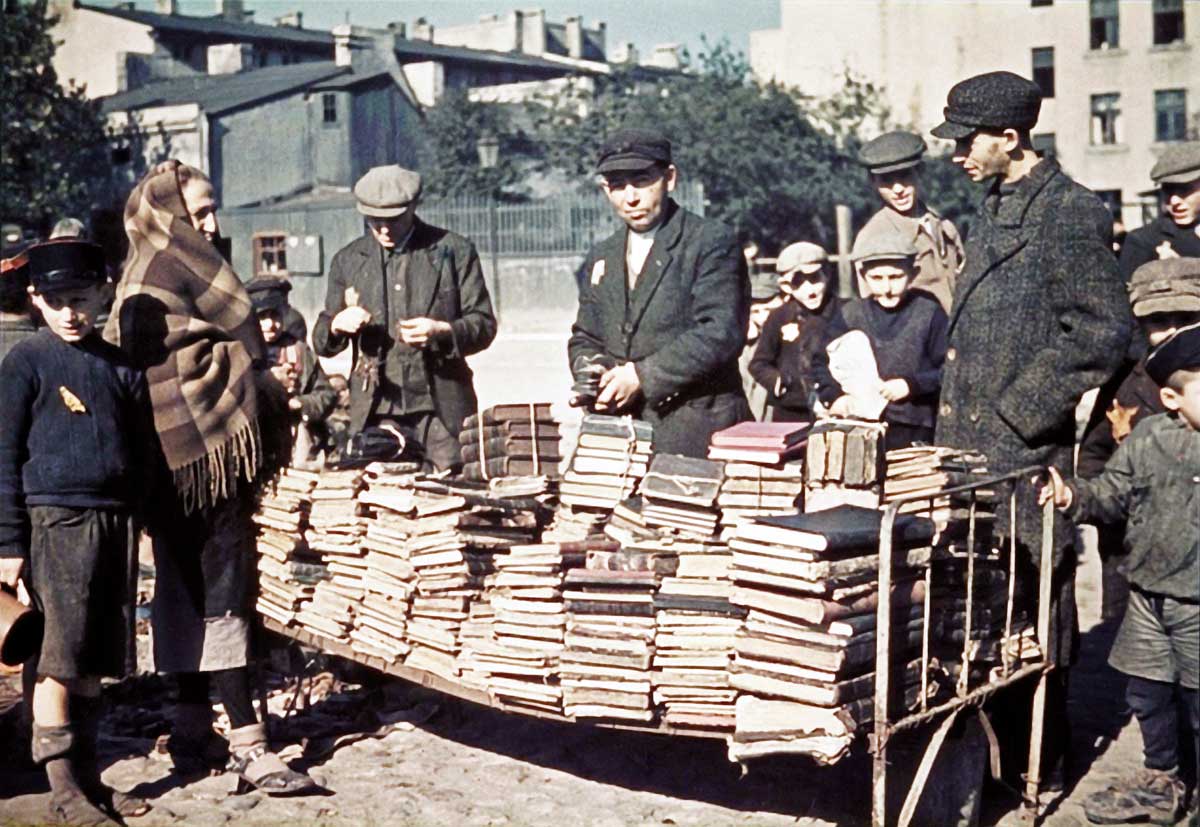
[[50, 5, 156, 98]]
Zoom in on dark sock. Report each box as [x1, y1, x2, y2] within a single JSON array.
[[212, 667, 257, 729]]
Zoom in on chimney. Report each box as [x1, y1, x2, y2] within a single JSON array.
[[650, 43, 681, 70], [565, 16, 583, 59], [387, 21, 407, 38], [216, 0, 244, 22], [612, 42, 638, 65], [155, 0, 177, 14], [333, 23, 353, 67], [410, 17, 434, 41], [274, 11, 302, 28]]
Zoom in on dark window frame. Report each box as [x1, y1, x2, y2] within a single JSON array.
[[1089, 0, 1120, 49], [1153, 0, 1185, 44], [252, 232, 289, 277], [1090, 93, 1122, 145], [1032, 47, 1055, 98], [1155, 89, 1188, 142], [321, 93, 338, 125]]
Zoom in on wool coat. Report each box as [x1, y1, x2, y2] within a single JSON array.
[[936, 159, 1132, 573], [568, 200, 751, 457], [312, 220, 497, 438], [1118, 215, 1200, 283], [750, 296, 843, 420]]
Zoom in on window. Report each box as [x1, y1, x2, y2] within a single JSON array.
[[1094, 190, 1123, 221], [1090, 93, 1122, 145], [322, 93, 337, 125], [1153, 0, 1185, 44], [1032, 133, 1058, 159], [253, 234, 288, 276], [1155, 89, 1188, 142], [1089, 0, 1119, 49], [1031, 0, 1053, 5], [1031, 48, 1055, 98]]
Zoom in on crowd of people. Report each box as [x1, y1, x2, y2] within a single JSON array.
[[0, 67, 1195, 827]]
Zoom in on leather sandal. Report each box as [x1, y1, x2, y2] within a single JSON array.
[[228, 745, 319, 796]]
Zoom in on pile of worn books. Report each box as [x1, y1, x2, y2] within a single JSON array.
[[292, 469, 368, 640], [653, 538, 741, 730], [640, 454, 724, 537], [559, 414, 652, 512], [716, 461, 804, 539], [883, 446, 988, 524], [727, 505, 934, 764], [254, 468, 321, 625], [804, 420, 887, 511], [708, 421, 808, 465], [461, 403, 562, 481]]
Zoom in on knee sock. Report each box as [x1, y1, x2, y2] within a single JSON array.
[[1128, 676, 1179, 771], [212, 667, 257, 730]]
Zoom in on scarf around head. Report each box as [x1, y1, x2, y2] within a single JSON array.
[[104, 163, 269, 513]]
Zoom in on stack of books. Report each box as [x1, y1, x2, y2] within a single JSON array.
[[708, 421, 808, 465], [300, 469, 368, 638], [653, 538, 741, 730], [460, 403, 562, 481], [604, 496, 662, 545], [715, 461, 804, 539], [254, 468, 322, 625], [561, 567, 660, 721], [294, 580, 358, 642], [804, 420, 887, 512], [543, 505, 610, 543], [456, 599, 497, 691], [559, 414, 652, 511], [727, 506, 934, 763], [883, 446, 989, 523], [639, 454, 724, 537]]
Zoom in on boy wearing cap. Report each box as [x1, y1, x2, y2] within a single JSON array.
[[857, 130, 963, 312], [814, 224, 948, 450], [314, 164, 497, 471], [749, 242, 843, 423], [248, 277, 337, 464], [1041, 323, 1200, 827], [0, 240, 151, 825], [569, 127, 751, 457], [740, 271, 784, 421], [1120, 142, 1200, 282]]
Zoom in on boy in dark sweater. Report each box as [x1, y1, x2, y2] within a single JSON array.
[[0, 240, 152, 826], [815, 220, 948, 452], [1042, 323, 1200, 827]]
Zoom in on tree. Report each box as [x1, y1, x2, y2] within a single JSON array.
[[416, 88, 527, 201], [0, 0, 108, 232]]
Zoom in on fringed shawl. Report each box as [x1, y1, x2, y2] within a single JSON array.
[[104, 164, 269, 513]]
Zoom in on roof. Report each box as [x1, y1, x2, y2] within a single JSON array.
[[100, 61, 392, 115], [81, 2, 335, 48]]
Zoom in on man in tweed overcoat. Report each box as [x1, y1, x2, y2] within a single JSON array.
[[931, 71, 1132, 795]]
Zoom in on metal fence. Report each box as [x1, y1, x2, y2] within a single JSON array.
[[420, 180, 705, 257]]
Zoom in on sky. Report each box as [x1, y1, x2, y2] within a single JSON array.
[[98, 0, 781, 62]]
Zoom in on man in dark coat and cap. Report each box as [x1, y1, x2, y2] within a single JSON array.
[[568, 127, 751, 456], [931, 70, 1132, 802], [1119, 141, 1200, 282]]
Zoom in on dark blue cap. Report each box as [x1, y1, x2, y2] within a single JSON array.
[[596, 128, 672, 175], [932, 71, 1042, 140], [1146, 322, 1200, 386], [246, 276, 291, 313], [27, 240, 106, 293]]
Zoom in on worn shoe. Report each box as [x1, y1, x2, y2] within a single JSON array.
[[32, 724, 119, 827], [227, 722, 319, 797], [1083, 766, 1186, 825]]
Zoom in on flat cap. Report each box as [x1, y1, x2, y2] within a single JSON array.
[[852, 219, 918, 264], [1150, 142, 1200, 185], [596, 128, 671, 175], [27, 239, 106, 293], [858, 131, 926, 174], [776, 242, 828, 276], [1129, 258, 1200, 317], [246, 276, 292, 313], [354, 165, 422, 218], [750, 272, 782, 301], [1146, 322, 1200, 386], [931, 71, 1042, 141]]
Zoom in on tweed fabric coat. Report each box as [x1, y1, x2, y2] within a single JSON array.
[[568, 200, 751, 457], [311, 221, 497, 438], [105, 165, 279, 513], [936, 159, 1132, 570]]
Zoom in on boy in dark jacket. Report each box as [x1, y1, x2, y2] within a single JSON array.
[[0, 240, 152, 825], [749, 242, 842, 422], [815, 221, 948, 452], [247, 277, 337, 464], [1042, 323, 1200, 827]]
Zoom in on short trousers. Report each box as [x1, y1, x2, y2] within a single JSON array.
[[27, 506, 135, 680], [1109, 587, 1199, 689]]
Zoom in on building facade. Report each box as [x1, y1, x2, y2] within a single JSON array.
[[751, 0, 1199, 228]]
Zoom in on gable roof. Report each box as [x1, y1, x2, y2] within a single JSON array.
[[81, 2, 335, 49], [99, 61, 395, 115]]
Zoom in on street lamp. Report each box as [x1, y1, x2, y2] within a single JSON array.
[[475, 132, 501, 319], [476, 133, 500, 170]]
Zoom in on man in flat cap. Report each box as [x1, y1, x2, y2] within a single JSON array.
[[931, 70, 1131, 800], [1120, 141, 1200, 281], [313, 164, 497, 471], [568, 127, 751, 456], [857, 130, 963, 312]]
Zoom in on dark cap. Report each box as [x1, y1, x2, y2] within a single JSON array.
[[27, 240, 106, 293], [859, 131, 926, 174], [596, 128, 672, 175], [0, 242, 31, 301], [1146, 322, 1200, 386], [1129, 258, 1200, 317], [931, 71, 1042, 141], [852, 219, 918, 264], [354, 164, 422, 218], [246, 276, 292, 314], [1150, 141, 1200, 185]]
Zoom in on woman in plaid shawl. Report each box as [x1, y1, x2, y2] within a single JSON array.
[[107, 161, 315, 795]]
